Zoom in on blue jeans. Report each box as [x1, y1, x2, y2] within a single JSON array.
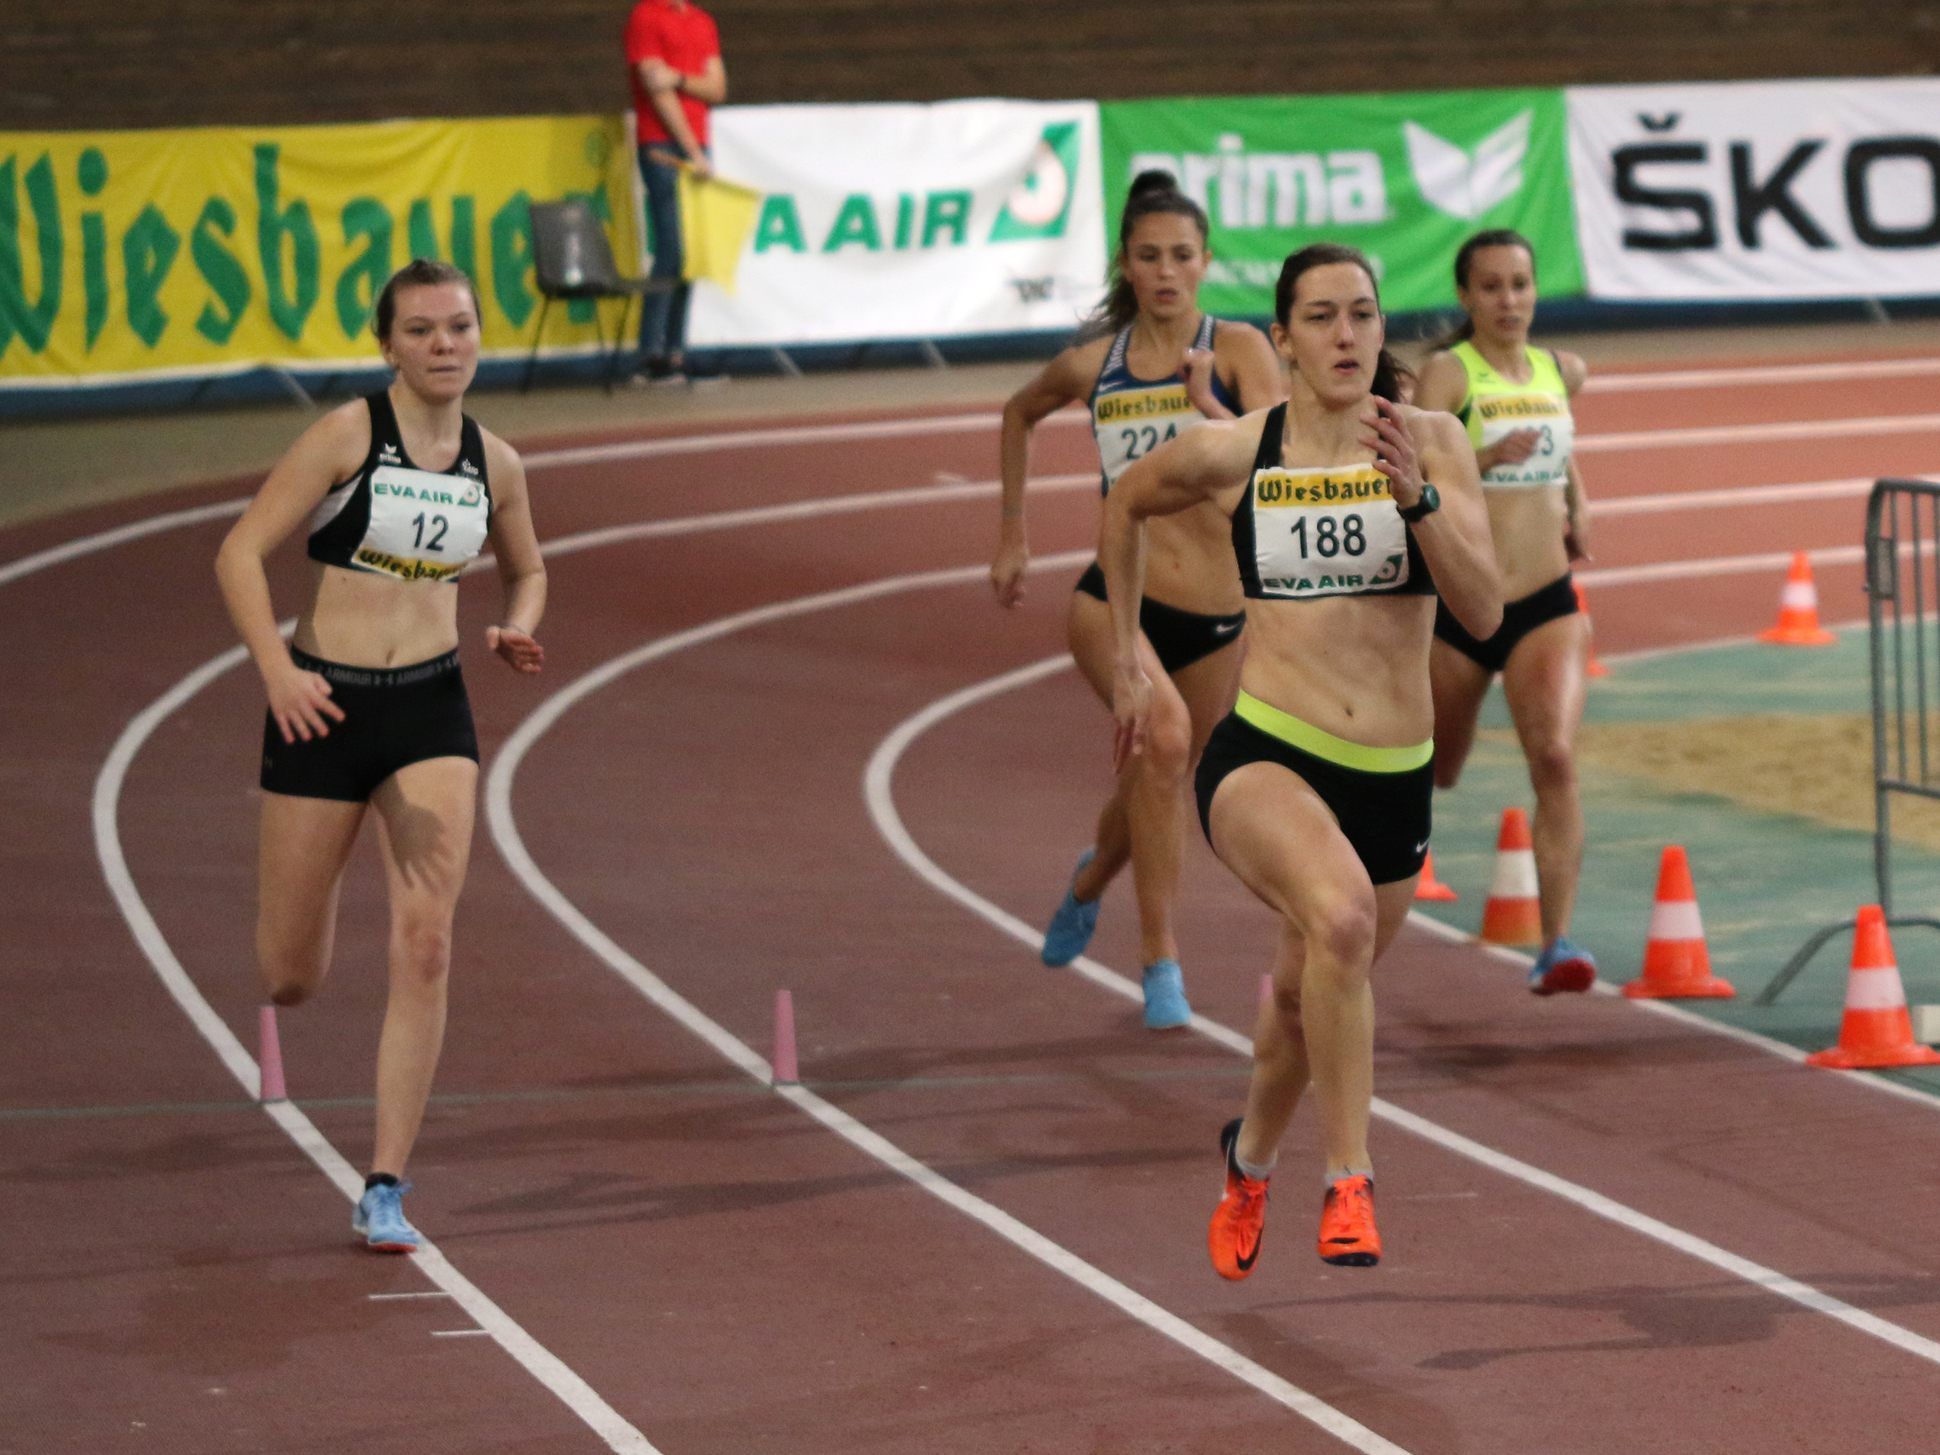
[[637, 143, 694, 365]]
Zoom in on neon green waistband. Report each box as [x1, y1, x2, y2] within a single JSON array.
[[1234, 691, 1433, 773]]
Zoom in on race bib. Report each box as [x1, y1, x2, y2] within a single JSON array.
[[1250, 464, 1411, 599], [1475, 392, 1573, 489], [1093, 384, 1200, 491], [354, 465, 492, 583]]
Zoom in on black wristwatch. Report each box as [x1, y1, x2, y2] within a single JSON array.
[[1397, 482, 1440, 524]]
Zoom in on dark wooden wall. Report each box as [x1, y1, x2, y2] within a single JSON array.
[[5, 0, 1938, 131]]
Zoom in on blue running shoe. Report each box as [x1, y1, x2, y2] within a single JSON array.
[[352, 1180, 421, 1253], [1529, 937, 1597, 996], [1041, 849, 1100, 967], [1142, 958, 1193, 1030]]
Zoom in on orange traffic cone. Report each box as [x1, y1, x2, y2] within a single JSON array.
[[1480, 809, 1542, 946], [1416, 849, 1459, 903], [1574, 581, 1610, 678], [1757, 551, 1837, 646], [1623, 845, 1735, 998], [1807, 906, 1940, 1069]]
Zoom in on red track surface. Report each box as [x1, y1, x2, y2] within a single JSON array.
[[5, 353, 1940, 1453]]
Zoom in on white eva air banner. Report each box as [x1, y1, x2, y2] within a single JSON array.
[[1568, 79, 1940, 300], [686, 100, 1106, 346]]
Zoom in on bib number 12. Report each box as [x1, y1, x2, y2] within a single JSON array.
[[411, 513, 450, 552]]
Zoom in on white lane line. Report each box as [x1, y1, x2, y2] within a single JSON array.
[[1581, 544, 1864, 589], [1591, 474, 1887, 516], [1400, 913, 1940, 1116], [485, 555, 1410, 1455], [1578, 413, 1940, 455], [863, 654, 1940, 1370], [92, 647, 662, 1453], [0, 499, 246, 588], [3, 407, 1931, 592], [1583, 357, 1940, 393], [433, 1329, 493, 1339], [370, 1291, 455, 1301], [518, 407, 1086, 470]]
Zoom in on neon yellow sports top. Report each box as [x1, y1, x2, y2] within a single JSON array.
[[1452, 340, 1574, 491]]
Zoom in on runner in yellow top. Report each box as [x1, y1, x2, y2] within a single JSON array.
[[1415, 229, 1596, 996]]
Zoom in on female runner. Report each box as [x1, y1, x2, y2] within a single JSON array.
[[215, 259, 547, 1251], [1101, 243, 1500, 1275], [1415, 230, 1596, 995], [991, 169, 1283, 1029]]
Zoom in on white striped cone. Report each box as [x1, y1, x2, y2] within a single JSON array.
[[1624, 845, 1735, 998], [1480, 808, 1542, 947], [1809, 906, 1940, 1068]]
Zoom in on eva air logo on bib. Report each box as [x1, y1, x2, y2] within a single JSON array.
[[989, 122, 1081, 242], [1404, 110, 1531, 221]]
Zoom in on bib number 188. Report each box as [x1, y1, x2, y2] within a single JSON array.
[[1290, 513, 1366, 559]]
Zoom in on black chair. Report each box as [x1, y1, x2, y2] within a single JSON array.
[[522, 199, 669, 392]]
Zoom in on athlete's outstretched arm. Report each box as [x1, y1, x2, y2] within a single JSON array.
[[991, 344, 1094, 607], [1100, 419, 1255, 763], [1375, 403, 1502, 640]]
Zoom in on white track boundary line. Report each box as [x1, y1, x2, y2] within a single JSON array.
[[6, 411, 1935, 591], [92, 647, 661, 1454], [0, 499, 247, 588], [484, 555, 1411, 1455], [1583, 356, 1940, 393], [1576, 412, 1940, 455], [863, 655, 1940, 1371]]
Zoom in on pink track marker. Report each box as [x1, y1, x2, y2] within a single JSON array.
[[772, 989, 800, 1086], [258, 1004, 288, 1102]]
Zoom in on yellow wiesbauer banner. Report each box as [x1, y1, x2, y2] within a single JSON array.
[[0, 115, 638, 383]]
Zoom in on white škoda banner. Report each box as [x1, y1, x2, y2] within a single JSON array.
[[1568, 79, 1940, 300], [688, 100, 1106, 347]]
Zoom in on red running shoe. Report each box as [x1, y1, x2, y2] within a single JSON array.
[[1318, 1173, 1381, 1266], [1208, 1118, 1269, 1281]]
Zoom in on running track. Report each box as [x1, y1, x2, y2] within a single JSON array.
[[5, 354, 1940, 1454]]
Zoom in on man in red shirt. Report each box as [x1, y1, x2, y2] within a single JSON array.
[[625, 0, 728, 385]]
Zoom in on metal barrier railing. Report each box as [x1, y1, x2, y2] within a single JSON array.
[[1759, 477, 1940, 1004]]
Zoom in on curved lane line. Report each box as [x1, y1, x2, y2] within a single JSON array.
[[862, 655, 1940, 1370], [484, 556, 1413, 1455], [91, 647, 662, 1455], [0, 499, 247, 588]]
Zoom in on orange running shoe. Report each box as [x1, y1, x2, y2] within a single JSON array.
[[1318, 1174, 1381, 1266], [1208, 1118, 1270, 1281]]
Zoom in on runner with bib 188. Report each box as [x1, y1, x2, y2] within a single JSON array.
[[1099, 243, 1500, 1277]]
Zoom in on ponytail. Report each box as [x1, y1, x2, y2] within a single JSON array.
[[1076, 169, 1210, 342]]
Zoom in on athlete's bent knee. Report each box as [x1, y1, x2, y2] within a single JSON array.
[[1305, 898, 1377, 983]]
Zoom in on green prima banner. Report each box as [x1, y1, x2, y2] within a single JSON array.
[[1098, 89, 1584, 317]]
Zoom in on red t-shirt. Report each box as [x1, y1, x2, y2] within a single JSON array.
[[625, 0, 721, 149]]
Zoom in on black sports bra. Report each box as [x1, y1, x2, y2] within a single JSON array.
[[1230, 402, 1434, 601], [306, 391, 493, 584]]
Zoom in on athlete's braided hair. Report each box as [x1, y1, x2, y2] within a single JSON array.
[[1273, 243, 1406, 403], [1075, 169, 1210, 342]]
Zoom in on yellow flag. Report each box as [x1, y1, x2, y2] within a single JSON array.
[[675, 169, 762, 293]]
